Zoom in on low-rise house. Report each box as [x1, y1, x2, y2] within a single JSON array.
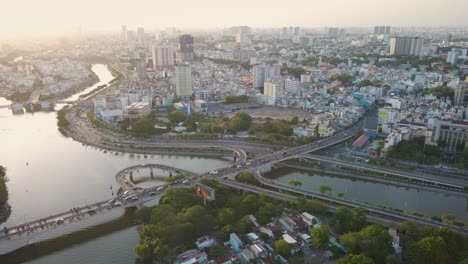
[[196, 236, 216, 250], [229, 233, 243, 252]]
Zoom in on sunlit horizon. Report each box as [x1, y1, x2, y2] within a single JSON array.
[[1, 0, 467, 37]]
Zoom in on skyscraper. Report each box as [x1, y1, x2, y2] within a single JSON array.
[[175, 64, 192, 98], [390, 36, 424, 56], [178, 34, 194, 62], [152, 44, 176, 70]]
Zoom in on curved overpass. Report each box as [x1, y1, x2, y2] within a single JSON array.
[[115, 163, 197, 192]]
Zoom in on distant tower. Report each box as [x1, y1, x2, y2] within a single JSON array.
[[137, 27, 145, 43], [136, 53, 147, 80], [121, 25, 127, 42], [178, 34, 194, 62]]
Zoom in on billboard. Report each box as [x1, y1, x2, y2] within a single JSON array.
[[196, 184, 215, 201]]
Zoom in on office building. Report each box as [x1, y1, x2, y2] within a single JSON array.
[[253, 64, 281, 88], [432, 119, 468, 152], [152, 44, 176, 70], [178, 34, 194, 62], [389, 36, 424, 56], [175, 64, 192, 98]]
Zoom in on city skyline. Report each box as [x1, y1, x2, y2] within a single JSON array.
[[1, 0, 467, 36]]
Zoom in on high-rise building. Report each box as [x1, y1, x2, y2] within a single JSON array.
[[284, 78, 300, 93], [136, 53, 147, 80], [447, 48, 467, 65], [235, 31, 248, 48], [432, 119, 468, 152], [253, 65, 281, 88], [328, 27, 340, 38], [175, 64, 192, 98], [454, 80, 468, 106], [264, 78, 284, 100], [178, 34, 194, 62], [121, 25, 127, 42], [137, 27, 145, 42], [152, 44, 176, 70], [389, 36, 424, 56], [374, 26, 391, 35], [294, 27, 300, 36], [385, 26, 392, 34]]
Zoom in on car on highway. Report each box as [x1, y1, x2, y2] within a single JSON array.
[[55, 218, 64, 224], [113, 201, 122, 206]]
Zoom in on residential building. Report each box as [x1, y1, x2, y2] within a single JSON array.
[[152, 44, 176, 70], [431, 119, 468, 152], [284, 78, 300, 93], [253, 64, 280, 88], [175, 64, 192, 98], [389, 36, 424, 56], [264, 78, 284, 100]]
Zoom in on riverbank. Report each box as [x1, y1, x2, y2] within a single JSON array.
[[0, 166, 10, 224]]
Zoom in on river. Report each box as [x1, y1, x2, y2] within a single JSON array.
[[265, 167, 468, 221], [0, 64, 231, 262]]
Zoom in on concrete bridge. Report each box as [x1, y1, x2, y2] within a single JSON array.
[[0, 163, 195, 255]]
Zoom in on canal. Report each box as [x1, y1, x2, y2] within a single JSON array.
[[264, 166, 468, 221]]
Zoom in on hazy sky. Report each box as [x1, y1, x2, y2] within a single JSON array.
[[2, 0, 467, 35]]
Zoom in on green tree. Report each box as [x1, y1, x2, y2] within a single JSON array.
[[385, 254, 402, 264], [337, 254, 375, 264], [135, 206, 152, 224], [330, 206, 366, 234], [311, 225, 329, 249], [416, 236, 449, 264], [275, 239, 293, 257], [132, 118, 155, 135], [217, 207, 237, 226], [287, 179, 302, 187], [341, 225, 393, 263], [168, 109, 186, 124], [184, 205, 217, 235]]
